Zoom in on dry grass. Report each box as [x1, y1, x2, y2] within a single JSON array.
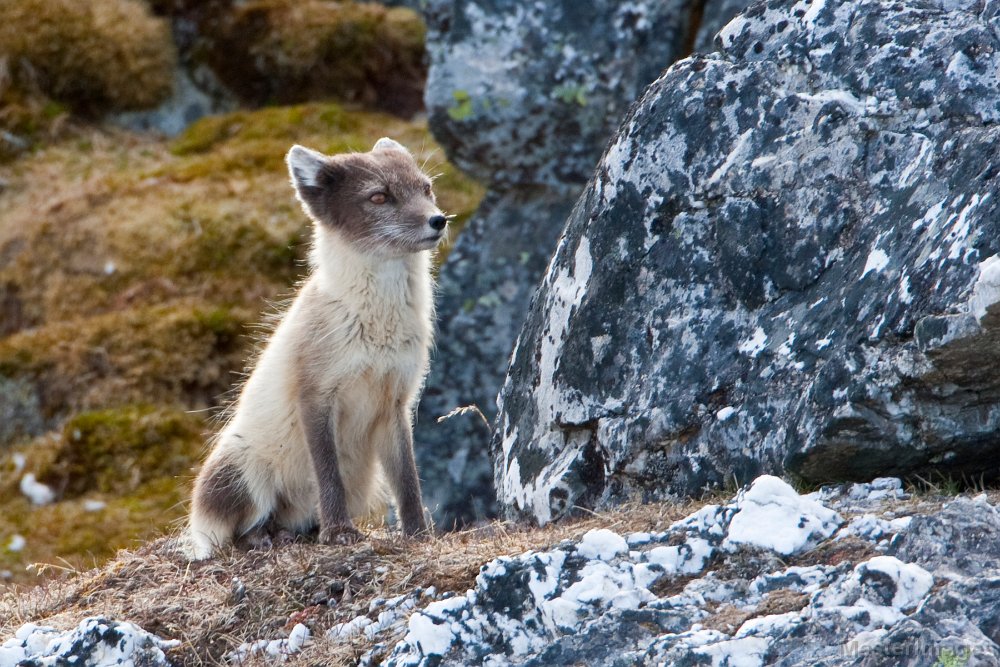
[[0, 499, 700, 665], [0, 0, 176, 113]]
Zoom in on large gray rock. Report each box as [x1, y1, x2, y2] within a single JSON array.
[[694, 0, 756, 52], [415, 0, 705, 525], [416, 187, 577, 524], [494, 0, 1000, 524]]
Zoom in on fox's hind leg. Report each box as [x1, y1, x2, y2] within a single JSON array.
[[186, 453, 264, 560]]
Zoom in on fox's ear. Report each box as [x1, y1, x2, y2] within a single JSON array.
[[286, 144, 329, 189], [286, 145, 344, 222], [373, 137, 409, 154]]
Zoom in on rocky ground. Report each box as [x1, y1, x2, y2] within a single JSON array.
[[1, 476, 996, 666]]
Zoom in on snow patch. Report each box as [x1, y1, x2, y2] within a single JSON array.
[[19, 474, 55, 506], [724, 476, 842, 555], [84, 499, 107, 512]]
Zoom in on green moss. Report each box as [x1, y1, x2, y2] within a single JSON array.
[[0, 301, 253, 419], [553, 83, 588, 107], [447, 90, 474, 122], [160, 206, 304, 283], [39, 405, 202, 498], [165, 103, 407, 177], [935, 648, 972, 667]]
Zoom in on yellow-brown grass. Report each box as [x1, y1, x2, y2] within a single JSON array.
[[199, 0, 426, 115]]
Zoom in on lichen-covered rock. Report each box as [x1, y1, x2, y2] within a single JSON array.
[[494, 0, 1000, 524], [415, 0, 702, 526], [415, 187, 579, 524], [423, 0, 693, 189], [0, 616, 178, 666], [694, 0, 755, 53], [377, 477, 1000, 667]]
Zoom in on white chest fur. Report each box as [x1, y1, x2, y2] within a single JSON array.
[[305, 228, 434, 388]]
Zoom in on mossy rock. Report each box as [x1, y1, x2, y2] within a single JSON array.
[[196, 0, 426, 116], [0, 301, 252, 419], [39, 405, 204, 498], [0, 60, 71, 162], [0, 0, 176, 113]]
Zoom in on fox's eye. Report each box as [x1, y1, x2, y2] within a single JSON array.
[[369, 192, 387, 205], [423, 183, 432, 196]]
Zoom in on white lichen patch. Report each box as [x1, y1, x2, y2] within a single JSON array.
[[969, 254, 1000, 321], [723, 476, 842, 555]]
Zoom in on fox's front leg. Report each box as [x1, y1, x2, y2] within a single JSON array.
[[300, 397, 362, 545], [384, 411, 429, 536]]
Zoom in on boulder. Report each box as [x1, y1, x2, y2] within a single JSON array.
[[415, 0, 705, 525], [694, 0, 756, 53], [494, 0, 1000, 523], [416, 187, 579, 524]]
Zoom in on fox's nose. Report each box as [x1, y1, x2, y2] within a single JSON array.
[[428, 214, 447, 231]]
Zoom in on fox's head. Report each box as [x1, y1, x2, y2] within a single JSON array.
[[286, 138, 447, 255]]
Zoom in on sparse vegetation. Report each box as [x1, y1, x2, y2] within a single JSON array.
[[190, 0, 427, 115]]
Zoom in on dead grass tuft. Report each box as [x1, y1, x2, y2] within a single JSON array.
[[790, 536, 877, 569]]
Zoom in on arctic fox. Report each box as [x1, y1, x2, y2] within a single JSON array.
[[186, 138, 446, 559]]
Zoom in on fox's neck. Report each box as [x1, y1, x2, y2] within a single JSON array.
[[310, 226, 432, 312]]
